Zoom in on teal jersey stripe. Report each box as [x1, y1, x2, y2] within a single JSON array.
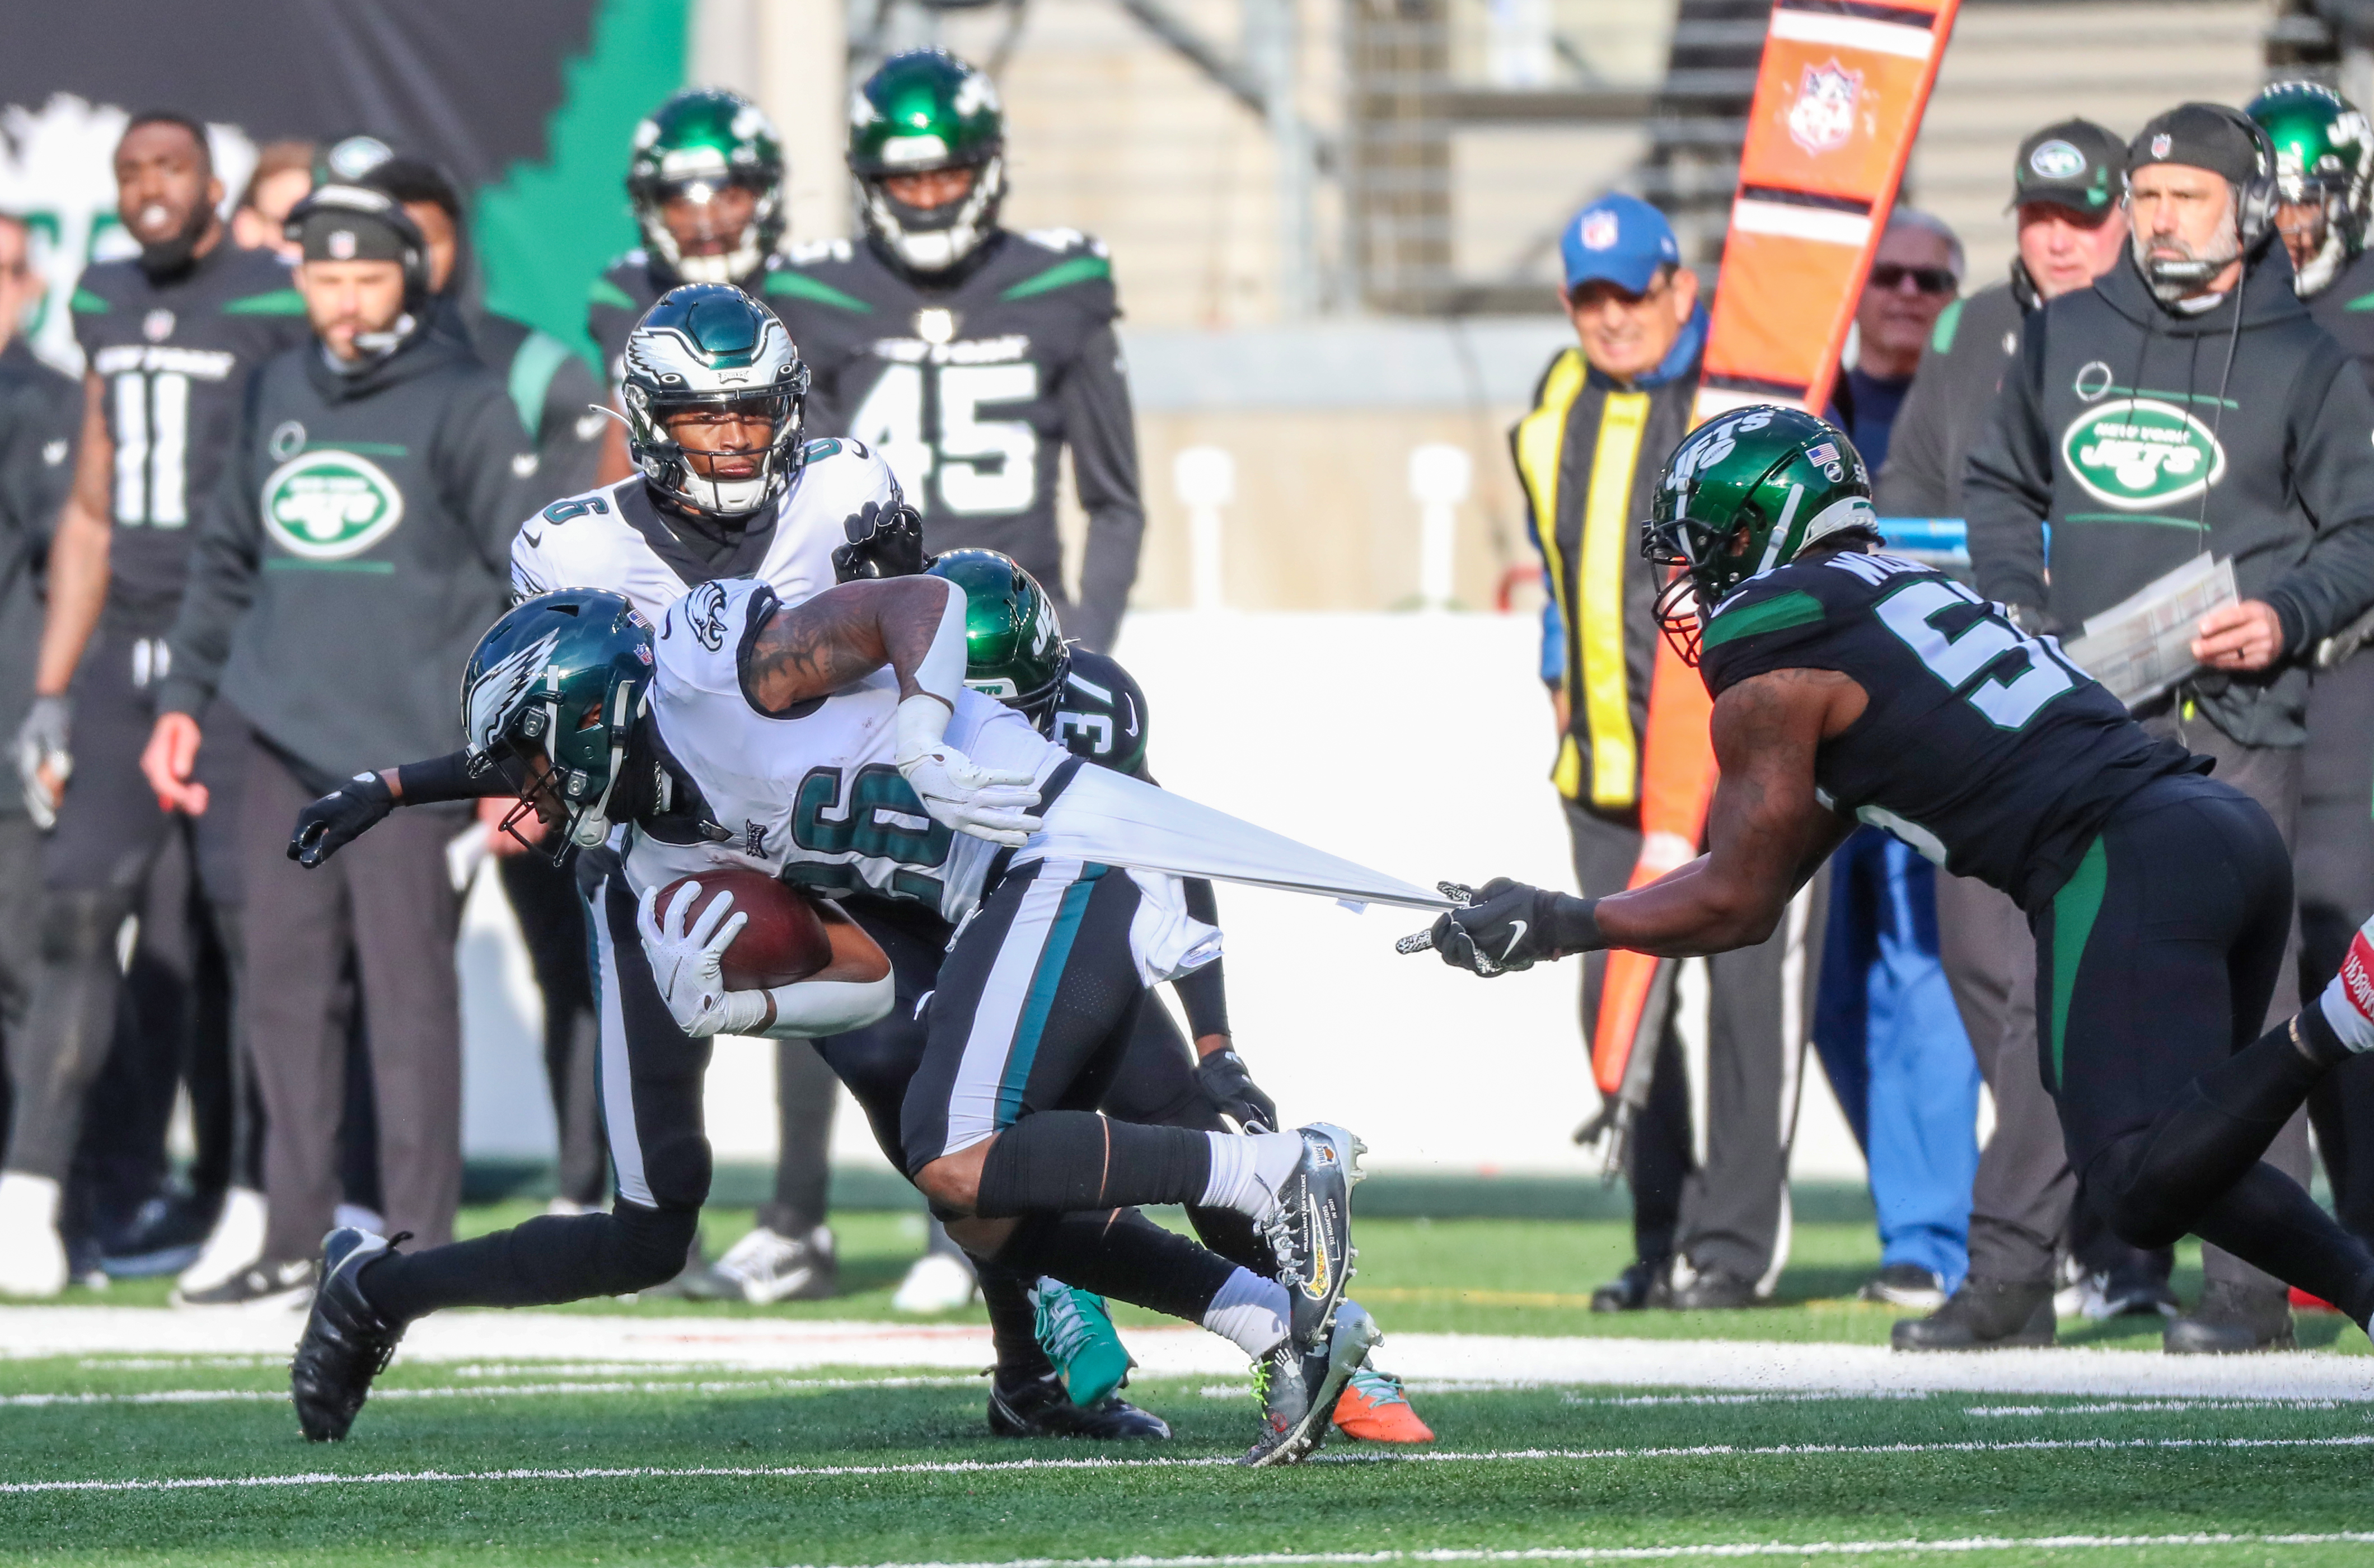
[[1001, 254, 1111, 301], [996, 867, 1108, 1128], [765, 271, 873, 313], [221, 288, 307, 316], [70, 287, 109, 315], [1703, 589, 1824, 651], [2048, 834, 2109, 1088]]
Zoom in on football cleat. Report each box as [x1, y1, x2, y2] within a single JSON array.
[[893, 1250, 979, 1313], [1261, 1123, 1365, 1354], [1032, 1279, 1132, 1407], [289, 1228, 408, 1441], [1243, 1301, 1383, 1467], [1332, 1363, 1435, 1443], [686, 1224, 839, 1303], [174, 1257, 316, 1309], [986, 1369, 1170, 1440], [176, 1186, 268, 1297]]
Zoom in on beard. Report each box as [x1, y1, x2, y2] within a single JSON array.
[[135, 199, 215, 280], [2132, 206, 2242, 303]]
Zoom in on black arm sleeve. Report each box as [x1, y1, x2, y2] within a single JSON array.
[[393, 748, 514, 803], [156, 374, 265, 718], [1171, 876, 1230, 1040], [1963, 319, 2057, 619], [2261, 349, 2374, 650], [1060, 324, 1145, 654]]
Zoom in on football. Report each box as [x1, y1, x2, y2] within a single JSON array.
[[654, 868, 832, 991]]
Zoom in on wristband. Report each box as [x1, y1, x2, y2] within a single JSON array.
[[1541, 890, 1605, 957]]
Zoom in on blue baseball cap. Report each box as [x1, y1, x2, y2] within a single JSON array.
[[1560, 193, 1682, 294]]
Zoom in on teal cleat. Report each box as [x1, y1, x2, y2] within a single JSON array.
[[1032, 1278, 1134, 1407]]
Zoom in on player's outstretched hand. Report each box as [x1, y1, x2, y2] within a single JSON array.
[[1195, 1047, 1279, 1134], [896, 741, 1043, 846], [1402, 877, 1554, 977], [831, 500, 932, 583], [636, 881, 760, 1037], [288, 773, 396, 868]]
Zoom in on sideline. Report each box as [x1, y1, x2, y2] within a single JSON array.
[[765, 1537, 2374, 1568]]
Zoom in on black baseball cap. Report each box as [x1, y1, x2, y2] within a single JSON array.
[[2011, 119, 2125, 212], [2128, 103, 2263, 187]]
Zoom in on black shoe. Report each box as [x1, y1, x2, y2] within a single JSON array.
[[1858, 1263, 1947, 1310], [100, 1187, 224, 1279], [1243, 1302, 1382, 1467], [1669, 1267, 1758, 1310], [174, 1257, 316, 1309], [1590, 1260, 1671, 1313], [2095, 1265, 2179, 1320], [1261, 1124, 1365, 1352], [1893, 1277, 2056, 1351], [2165, 1281, 2296, 1354], [290, 1228, 408, 1441], [986, 1369, 1171, 1439]]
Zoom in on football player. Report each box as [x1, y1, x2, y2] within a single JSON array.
[[1417, 407, 2374, 1346], [278, 575, 1374, 1468], [1, 112, 312, 1299], [774, 50, 1145, 653]]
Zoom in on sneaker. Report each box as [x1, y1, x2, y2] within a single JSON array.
[[1332, 1363, 1434, 1443], [986, 1369, 1170, 1439], [1032, 1280, 1132, 1406], [177, 1186, 267, 1296], [99, 1186, 223, 1279], [1858, 1263, 1948, 1311], [0, 1172, 68, 1298], [1891, 1277, 2055, 1351], [1243, 1300, 1383, 1467], [2094, 1266, 2180, 1320], [892, 1251, 978, 1313], [174, 1257, 317, 1309], [1590, 1259, 1671, 1313], [2165, 1280, 2297, 1354], [685, 1224, 839, 1304], [1669, 1266, 1758, 1311], [290, 1228, 408, 1441], [1261, 1123, 1365, 1352]]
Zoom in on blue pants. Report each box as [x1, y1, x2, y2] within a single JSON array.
[[1813, 827, 1979, 1290]]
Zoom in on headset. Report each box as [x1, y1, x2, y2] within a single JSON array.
[[283, 183, 431, 301], [2218, 103, 2282, 254]]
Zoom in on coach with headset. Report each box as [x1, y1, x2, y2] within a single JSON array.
[[1967, 102, 2374, 1353]]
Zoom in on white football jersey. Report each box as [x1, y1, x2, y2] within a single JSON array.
[[623, 575, 1069, 924], [507, 436, 901, 622]]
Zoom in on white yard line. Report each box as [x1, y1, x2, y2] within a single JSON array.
[[7, 1436, 2373, 1497], [764, 1538, 2374, 1568], [7, 1309, 2372, 1399]]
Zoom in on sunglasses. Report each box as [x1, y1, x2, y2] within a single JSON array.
[[1869, 264, 1958, 294]]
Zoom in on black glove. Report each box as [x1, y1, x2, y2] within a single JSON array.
[[831, 500, 931, 583], [1426, 877, 1571, 977], [288, 771, 396, 868], [1194, 1048, 1278, 1134]]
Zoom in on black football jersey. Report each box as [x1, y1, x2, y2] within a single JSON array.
[[72, 242, 311, 628], [1699, 550, 2202, 910], [1049, 647, 1150, 780], [767, 230, 1134, 601]]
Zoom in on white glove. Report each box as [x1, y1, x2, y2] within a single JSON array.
[[13, 695, 71, 831], [635, 881, 770, 1038], [892, 695, 1043, 847]]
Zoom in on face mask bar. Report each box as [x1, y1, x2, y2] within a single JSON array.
[[634, 387, 805, 520]]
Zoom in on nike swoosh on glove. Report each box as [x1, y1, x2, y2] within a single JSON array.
[[895, 741, 1043, 846], [1427, 878, 1556, 977], [288, 773, 396, 868], [636, 881, 769, 1038]]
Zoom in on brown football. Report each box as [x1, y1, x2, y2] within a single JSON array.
[[654, 868, 832, 991]]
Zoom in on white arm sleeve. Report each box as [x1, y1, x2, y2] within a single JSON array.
[[757, 972, 897, 1040], [912, 579, 969, 710]]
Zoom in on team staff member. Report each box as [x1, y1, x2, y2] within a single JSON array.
[[0, 214, 83, 1294], [771, 50, 1146, 654], [0, 114, 310, 1300], [1879, 120, 2161, 1350], [2247, 82, 2374, 1271], [1968, 103, 2374, 1352], [138, 185, 542, 1303], [1514, 193, 1823, 1312]]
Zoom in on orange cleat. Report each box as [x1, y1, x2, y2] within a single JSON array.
[[1332, 1365, 1435, 1443]]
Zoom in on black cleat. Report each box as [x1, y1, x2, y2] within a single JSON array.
[[1243, 1301, 1382, 1467], [2165, 1280, 2297, 1354], [1591, 1259, 1671, 1313], [1893, 1276, 2055, 1352], [290, 1228, 408, 1441], [1262, 1124, 1365, 1352], [986, 1369, 1171, 1439]]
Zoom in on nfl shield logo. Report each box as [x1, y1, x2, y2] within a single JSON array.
[[1787, 60, 1862, 155], [2151, 133, 2172, 158], [1580, 209, 1620, 251]]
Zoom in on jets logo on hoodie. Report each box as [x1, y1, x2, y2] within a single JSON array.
[[2061, 397, 2227, 509]]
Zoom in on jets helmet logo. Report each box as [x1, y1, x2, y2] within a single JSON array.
[[260, 450, 406, 561], [2061, 398, 2227, 509]]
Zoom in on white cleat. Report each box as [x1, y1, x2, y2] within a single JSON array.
[[0, 1172, 68, 1298], [893, 1250, 978, 1313], [692, 1224, 839, 1304], [176, 1185, 266, 1297]]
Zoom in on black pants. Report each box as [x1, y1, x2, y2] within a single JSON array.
[[0, 812, 42, 1178], [242, 736, 463, 1261], [1567, 801, 1825, 1288], [2298, 652, 2374, 1244], [498, 849, 607, 1209]]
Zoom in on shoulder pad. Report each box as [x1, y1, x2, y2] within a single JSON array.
[[1020, 228, 1107, 258]]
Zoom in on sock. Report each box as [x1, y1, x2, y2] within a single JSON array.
[[1198, 1130, 1305, 1219], [973, 1257, 1056, 1382], [973, 1111, 1213, 1218], [358, 1207, 695, 1322], [1200, 1265, 1290, 1358], [994, 1206, 1235, 1323]]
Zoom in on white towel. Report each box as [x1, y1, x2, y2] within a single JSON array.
[[1126, 868, 1224, 985]]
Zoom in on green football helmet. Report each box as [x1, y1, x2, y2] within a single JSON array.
[[621, 283, 809, 522], [460, 590, 654, 858], [629, 88, 787, 286], [2246, 81, 2371, 296], [926, 549, 1069, 726], [849, 50, 1006, 273], [1644, 405, 1878, 664]]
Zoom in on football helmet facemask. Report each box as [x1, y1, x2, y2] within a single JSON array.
[[1643, 405, 1878, 664], [460, 591, 654, 861], [628, 88, 788, 287], [622, 283, 810, 522], [849, 50, 1008, 274], [2246, 81, 2372, 296], [928, 549, 1069, 728]]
